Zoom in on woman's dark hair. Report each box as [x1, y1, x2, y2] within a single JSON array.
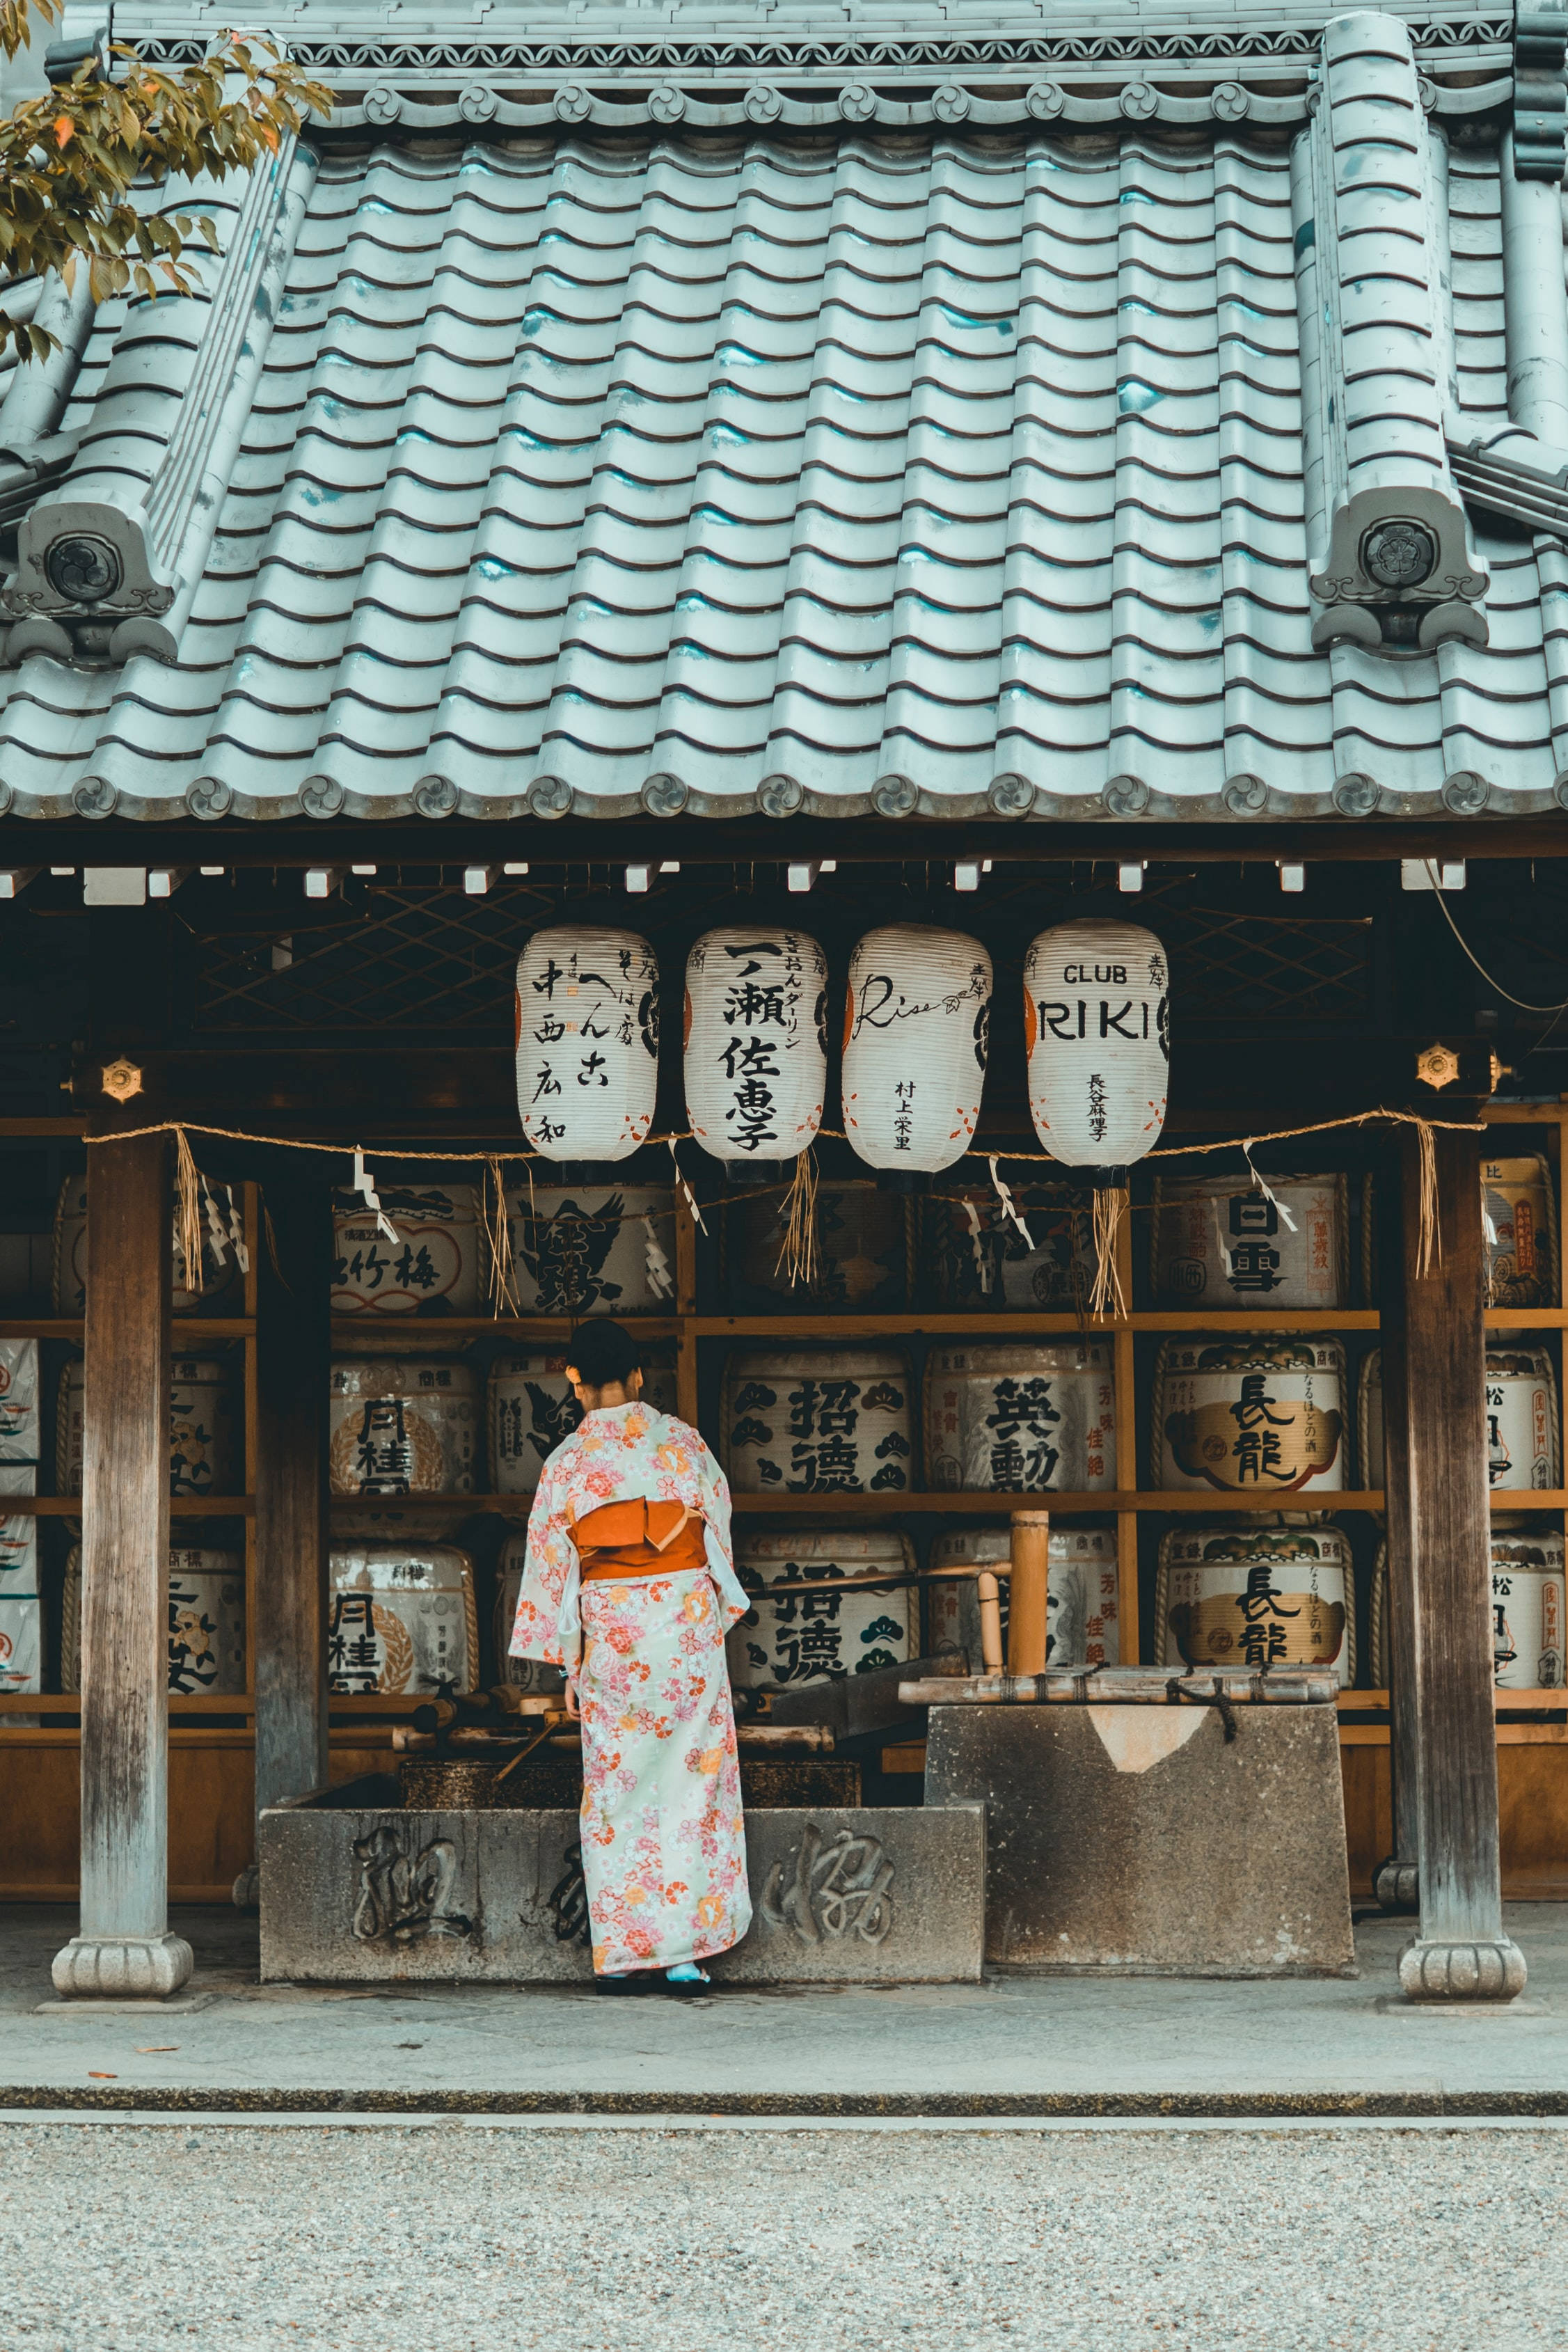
[[564, 1319, 643, 1390]]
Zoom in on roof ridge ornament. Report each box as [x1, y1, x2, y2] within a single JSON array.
[[1514, 0, 1568, 179], [1293, 13, 1489, 657], [2, 134, 314, 668]]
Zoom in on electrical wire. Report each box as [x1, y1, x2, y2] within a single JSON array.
[[1422, 861, 1568, 1013]]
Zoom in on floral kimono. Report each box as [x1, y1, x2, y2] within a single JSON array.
[[509, 1402, 753, 1975]]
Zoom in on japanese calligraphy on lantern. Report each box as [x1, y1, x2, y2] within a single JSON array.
[[922, 1344, 1116, 1492], [489, 1350, 678, 1496], [514, 926, 658, 1162], [328, 1542, 479, 1696], [1150, 1173, 1348, 1309], [1155, 1339, 1347, 1496], [729, 1529, 915, 1689], [929, 1523, 1119, 1668], [685, 926, 827, 1164], [1358, 1345, 1560, 1492], [331, 1185, 482, 1316], [1157, 1523, 1353, 1684], [1023, 920, 1169, 1168], [841, 926, 991, 1173], [720, 1349, 914, 1493], [328, 1358, 478, 1497], [504, 1183, 676, 1316]]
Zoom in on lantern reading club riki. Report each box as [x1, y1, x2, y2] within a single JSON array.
[[1023, 920, 1169, 1172], [841, 924, 992, 1174], [514, 927, 659, 1162], [684, 926, 827, 1164]]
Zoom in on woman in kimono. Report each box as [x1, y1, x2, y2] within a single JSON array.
[[509, 1319, 752, 1993]]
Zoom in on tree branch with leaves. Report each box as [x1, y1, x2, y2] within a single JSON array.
[[0, 0, 332, 358]]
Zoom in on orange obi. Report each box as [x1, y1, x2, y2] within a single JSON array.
[[572, 1499, 708, 1583]]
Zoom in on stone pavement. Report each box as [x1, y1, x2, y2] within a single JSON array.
[[3, 1904, 1568, 2115]]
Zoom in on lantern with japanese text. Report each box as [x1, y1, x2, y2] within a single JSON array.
[[514, 927, 659, 1162], [841, 925, 991, 1173], [1022, 920, 1169, 1171], [684, 926, 827, 1165]]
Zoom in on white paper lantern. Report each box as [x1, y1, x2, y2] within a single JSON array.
[[684, 926, 827, 1164], [841, 925, 991, 1174], [514, 926, 659, 1162], [1023, 920, 1169, 1168]]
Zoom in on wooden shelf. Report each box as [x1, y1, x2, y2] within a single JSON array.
[[318, 1487, 1568, 1516], [0, 1691, 253, 1716], [328, 1316, 679, 1341], [0, 1319, 254, 1341], [3, 1494, 253, 1516]]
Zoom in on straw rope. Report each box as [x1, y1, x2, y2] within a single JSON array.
[[86, 1104, 1491, 1291]]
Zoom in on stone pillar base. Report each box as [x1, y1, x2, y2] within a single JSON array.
[[231, 1864, 260, 1911], [1374, 1856, 1419, 1913], [51, 1932, 194, 2000], [1397, 1936, 1527, 2003]]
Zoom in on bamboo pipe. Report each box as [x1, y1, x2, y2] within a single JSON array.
[[976, 1571, 1006, 1674], [1007, 1509, 1050, 1676]]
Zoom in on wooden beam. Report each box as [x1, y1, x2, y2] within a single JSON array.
[[1373, 1143, 1420, 1914], [51, 1130, 192, 1998], [1389, 1125, 1526, 2001], [247, 1176, 331, 1891]]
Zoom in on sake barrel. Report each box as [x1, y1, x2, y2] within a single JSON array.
[[505, 1182, 676, 1316], [723, 1180, 911, 1312], [61, 1542, 246, 1695], [493, 1532, 567, 1692], [328, 1542, 480, 1695], [1359, 1346, 1560, 1492], [925, 1182, 1095, 1312], [328, 1357, 479, 1497], [1155, 1520, 1354, 1684], [489, 1350, 679, 1497], [0, 1337, 38, 1464], [1482, 1155, 1558, 1309], [923, 1343, 1116, 1493], [927, 1523, 1119, 1668], [720, 1349, 914, 1493], [58, 1354, 242, 1497], [330, 1183, 482, 1316], [1150, 1172, 1349, 1309], [52, 1174, 244, 1315], [0, 1595, 40, 1694], [0, 1476, 35, 1600], [1371, 1521, 1566, 1690], [729, 1528, 915, 1689], [1153, 1336, 1347, 1496]]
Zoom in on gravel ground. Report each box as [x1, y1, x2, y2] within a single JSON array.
[[1, 2122, 1565, 2350]]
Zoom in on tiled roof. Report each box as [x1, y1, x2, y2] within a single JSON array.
[[0, 105, 1562, 822]]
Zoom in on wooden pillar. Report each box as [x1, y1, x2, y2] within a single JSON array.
[[1374, 1145, 1420, 1913], [1386, 1125, 1524, 2002], [52, 1132, 191, 1998], [1008, 1509, 1050, 1675], [246, 1176, 331, 1894]]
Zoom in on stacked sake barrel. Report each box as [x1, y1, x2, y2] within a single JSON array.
[[0, 1339, 39, 1695]]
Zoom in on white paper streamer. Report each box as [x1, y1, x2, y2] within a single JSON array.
[[642, 1212, 675, 1300], [964, 1198, 992, 1296], [353, 1151, 400, 1247], [988, 1155, 1036, 1252]]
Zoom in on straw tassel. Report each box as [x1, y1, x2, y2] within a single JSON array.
[[776, 1146, 821, 1291], [484, 1155, 520, 1318], [1090, 1184, 1127, 1318], [174, 1124, 205, 1297], [1416, 1118, 1441, 1279]]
